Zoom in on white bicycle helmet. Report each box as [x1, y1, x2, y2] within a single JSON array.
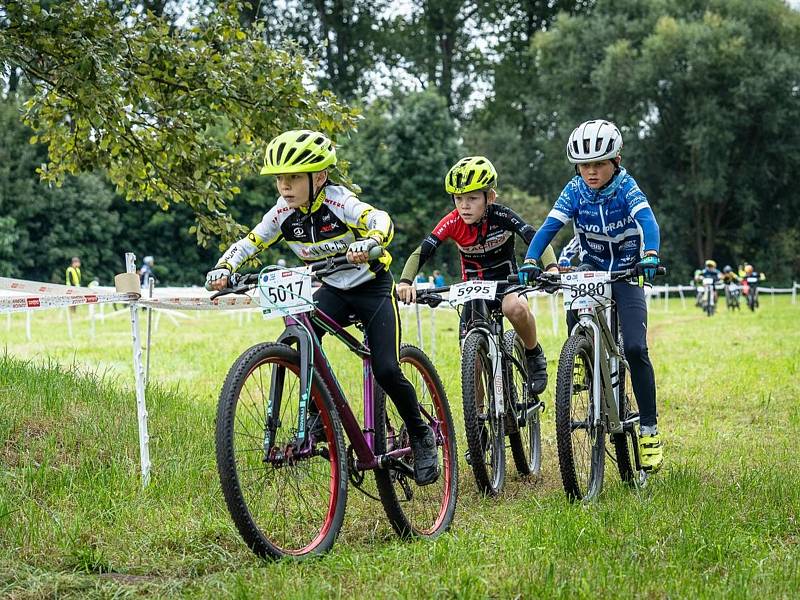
[[566, 120, 623, 164]]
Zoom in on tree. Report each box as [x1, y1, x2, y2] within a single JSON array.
[[0, 97, 124, 284], [472, 0, 800, 282], [0, 0, 358, 249], [380, 0, 491, 117], [346, 90, 462, 274], [243, 0, 391, 101]]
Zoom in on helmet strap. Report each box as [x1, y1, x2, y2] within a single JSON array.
[[306, 173, 314, 208]]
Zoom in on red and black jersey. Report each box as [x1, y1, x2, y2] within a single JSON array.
[[419, 204, 538, 281]]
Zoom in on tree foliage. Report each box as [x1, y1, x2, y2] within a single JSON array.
[[474, 0, 800, 282], [346, 90, 462, 274], [1, 0, 358, 248], [243, 0, 392, 101], [0, 96, 219, 285]]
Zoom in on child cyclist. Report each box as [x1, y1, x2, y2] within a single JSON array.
[[518, 120, 664, 473], [205, 129, 439, 486], [396, 156, 559, 394]]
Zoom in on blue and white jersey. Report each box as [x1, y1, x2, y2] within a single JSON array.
[[526, 168, 660, 272]]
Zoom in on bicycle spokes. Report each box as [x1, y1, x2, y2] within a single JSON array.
[[217, 345, 346, 559]]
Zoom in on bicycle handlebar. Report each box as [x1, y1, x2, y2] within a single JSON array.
[[210, 246, 385, 300], [508, 266, 667, 287]]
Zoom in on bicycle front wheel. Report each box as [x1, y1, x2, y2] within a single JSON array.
[[503, 331, 542, 477], [216, 343, 348, 559], [462, 332, 505, 496], [374, 344, 458, 539], [555, 333, 605, 501]]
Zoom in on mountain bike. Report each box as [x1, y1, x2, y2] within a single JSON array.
[[745, 276, 760, 311], [531, 267, 664, 502], [725, 282, 741, 311], [416, 281, 543, 497], [212, 254, 457, 559], [702, 277, 716, 316]]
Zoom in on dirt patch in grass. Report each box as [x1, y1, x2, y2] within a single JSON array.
[[1, 418, 74, 469]]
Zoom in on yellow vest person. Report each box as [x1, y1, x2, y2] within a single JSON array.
[[66, 257, 81, 287]]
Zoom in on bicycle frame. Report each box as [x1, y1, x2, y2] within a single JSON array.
[[268, 307, 422, 472], [571, 303, 628, 435], [461, 298, 543, 425]]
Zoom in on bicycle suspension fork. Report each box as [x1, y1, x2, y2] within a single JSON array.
[[271, 324, 316, 450]]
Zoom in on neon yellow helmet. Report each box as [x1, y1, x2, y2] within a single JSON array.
[[705, 259, 717, 268], [444, 156, 498, 195], [260, 130, 337, 175]]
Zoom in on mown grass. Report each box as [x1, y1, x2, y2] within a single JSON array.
[[2, 296, 799, 598]]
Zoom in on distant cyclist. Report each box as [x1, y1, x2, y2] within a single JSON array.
[[742, 263, 765, 311], [700, 259, 721, 308], [721, 265, 741, 310], [720, 265, 739, 285]]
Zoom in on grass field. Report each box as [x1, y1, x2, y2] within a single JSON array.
[[2, 295, 800, 598]]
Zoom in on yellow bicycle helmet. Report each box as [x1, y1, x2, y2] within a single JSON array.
[[260, 130, 337, 175], [705, 259, 717, 268], [444, 156, 497, 195]]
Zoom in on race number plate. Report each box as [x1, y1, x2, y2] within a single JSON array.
[[702, 277, 715, 285], [561, 271, 612, 310], [448, 280, 498, 306], [258, 267, 314, 319]]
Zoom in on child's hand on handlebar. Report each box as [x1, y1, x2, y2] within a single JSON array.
[[205, 267, 231, 291], [517, 259, 541, 285], [346, 237, 380, 264], [397, 281, 417, 304]]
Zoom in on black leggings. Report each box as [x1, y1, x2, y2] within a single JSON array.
[[312, 270, 428, 437], [567, 280, 658, 427]]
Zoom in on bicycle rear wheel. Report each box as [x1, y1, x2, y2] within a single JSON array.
[[503, 331, 542, 477], [374, 344, 458, 538], [555, 333, 605, 501], [461, 332, 505, 496], [216, 343, 348, 559]]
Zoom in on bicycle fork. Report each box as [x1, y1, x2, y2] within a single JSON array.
[[262, 325, 316, 460], [575, 310, 622, 435], [486, 330, 505, 421]]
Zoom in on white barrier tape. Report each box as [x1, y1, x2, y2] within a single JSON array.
[[0, 292, 138, 314], [138, 295, 257, 311], [0, 276, 115, 296]]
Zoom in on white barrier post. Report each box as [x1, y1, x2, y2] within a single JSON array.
[[550, 293, 559, 336], [65, 307, 73, 339], [126, 253, 151, 488], [663, 284, 669, 312], [413, 281, 432, 351], [430, 303, 436, 362], [793, 282, 797, 305], [678, 286, 686, 309], [25, 310, 31, 341]]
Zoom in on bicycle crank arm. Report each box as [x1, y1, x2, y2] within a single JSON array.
[[517, 400, 545, 426], [377, 454, 415, 478]]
